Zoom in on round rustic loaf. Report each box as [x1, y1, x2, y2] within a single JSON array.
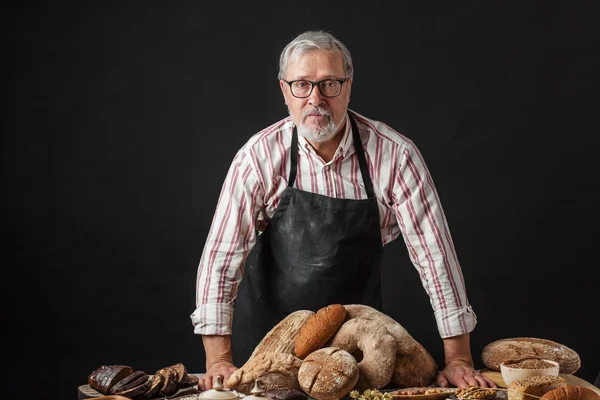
[[294, 304, 346, 359], [297, 347, 359, 400], [328, 317, 396, 390], [482, 337, 581, 374], [541, 386, 600, 400]]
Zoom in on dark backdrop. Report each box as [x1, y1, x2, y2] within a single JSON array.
[[4, 2, 599, 399]]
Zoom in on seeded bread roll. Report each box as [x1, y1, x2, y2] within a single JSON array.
[[541, 386, 600, 400], [297, 347, 359, 400], [507, 375, 567, 400], [482, 337, 580, 374], [295, 304, 346, 359]]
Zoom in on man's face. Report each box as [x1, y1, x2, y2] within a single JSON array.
[[280, 50, 352, 143]]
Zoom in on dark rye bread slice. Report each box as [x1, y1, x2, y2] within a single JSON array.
[[110, 370, 149, 394], [116, 379, 151, 398], [157, 367, 179, 396], [169, 363, 188, 384], [179, 373, 199, 388], [88, 365, 133, 394], [142, 373, 165, 398]]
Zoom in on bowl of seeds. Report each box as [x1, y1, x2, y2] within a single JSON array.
[[500, 358, 560, 386]]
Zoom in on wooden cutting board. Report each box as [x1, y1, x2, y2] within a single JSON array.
[[480, 370, 600, 395]]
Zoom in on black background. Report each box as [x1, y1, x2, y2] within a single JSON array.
[[4, 2, 599, 399]]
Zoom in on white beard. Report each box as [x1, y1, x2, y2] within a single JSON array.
[[294, 107, 339, 143]]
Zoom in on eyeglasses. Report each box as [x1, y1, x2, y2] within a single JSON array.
[[283, 78, 348, 98]]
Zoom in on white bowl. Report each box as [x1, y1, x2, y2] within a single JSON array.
[[500, 359, 560, 386]]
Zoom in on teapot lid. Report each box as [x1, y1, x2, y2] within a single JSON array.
[[199, 375, 239, 400], [243, 380, 266, 400]]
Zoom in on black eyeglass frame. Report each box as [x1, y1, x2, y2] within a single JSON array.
[[283, 78, 348, 98]]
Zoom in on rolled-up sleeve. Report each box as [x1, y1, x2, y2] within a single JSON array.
[[391, 140, 477, 338], [190, 147, 264, 335]]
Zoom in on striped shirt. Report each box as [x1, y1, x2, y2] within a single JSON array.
[[191, 109, 477, 339]]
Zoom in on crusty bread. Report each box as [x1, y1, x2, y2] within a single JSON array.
[[541, 386, 600, 400], [226, 352, 303, 395], [507, 375, 567, 400], [250, 310, 314, 359], [297, 347, 359, 400], [342, 304, 438, 388], [482, 337, 580, 374], [295, 304, 346, 359], [328, 317, 396, 390]]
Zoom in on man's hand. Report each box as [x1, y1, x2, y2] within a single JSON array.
[[436, 359, 496, 388], [199, 335, 238, 390], [438, 333, 496, 388], [198, 361, 238, 391]]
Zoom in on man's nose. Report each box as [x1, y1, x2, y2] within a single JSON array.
[[308, 84, 325, 105]]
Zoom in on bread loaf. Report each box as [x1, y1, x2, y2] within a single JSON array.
[[226, 352, 303, 395], [295, 304, 346, 359], [88, 365, 134, 395], [328, 317, 396, 390], [482, 337, 580, 374], [507, 375, 567, 400], [250, 310, 314, 359], [297, 347, 359, 400], [541, 386, 600, 400], [342, 304, 438, 388], [109, 370, 148, 394]]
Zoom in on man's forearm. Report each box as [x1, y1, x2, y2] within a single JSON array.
[[443, 333, 474, 367], [202, 335, 234, 369]]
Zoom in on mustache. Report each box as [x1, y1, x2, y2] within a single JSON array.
[[302, 107, 331, 118]]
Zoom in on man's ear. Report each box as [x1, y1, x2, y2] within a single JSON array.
[[279, 80, 288, 105], [345, 78, 352, 105]]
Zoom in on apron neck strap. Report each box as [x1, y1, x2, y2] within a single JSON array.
[[289, 112, 375, 199]]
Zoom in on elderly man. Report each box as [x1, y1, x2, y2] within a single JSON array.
[[192, 30, 495, 390]]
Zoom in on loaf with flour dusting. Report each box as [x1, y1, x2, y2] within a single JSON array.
[[297, 347, 359, 400], [482, 337, 580, 374]]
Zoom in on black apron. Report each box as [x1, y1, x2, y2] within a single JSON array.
[[231, 112, 384, 365]]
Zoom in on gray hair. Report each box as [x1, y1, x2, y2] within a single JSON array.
[[278, 30, 354, 80]]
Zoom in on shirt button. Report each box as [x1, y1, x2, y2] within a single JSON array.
[[324, 165, 330, 171]]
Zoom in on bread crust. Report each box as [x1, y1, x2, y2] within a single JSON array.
[[294, 304, 346, 359], [297, 347, 359, 400], [482, 337, 581, 374], [342, 304, 438, 388], [507, 375, 567, 400], [226, 352, 303, 395], [250, 310, 314, 359], [328, 318, 396, 390]]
